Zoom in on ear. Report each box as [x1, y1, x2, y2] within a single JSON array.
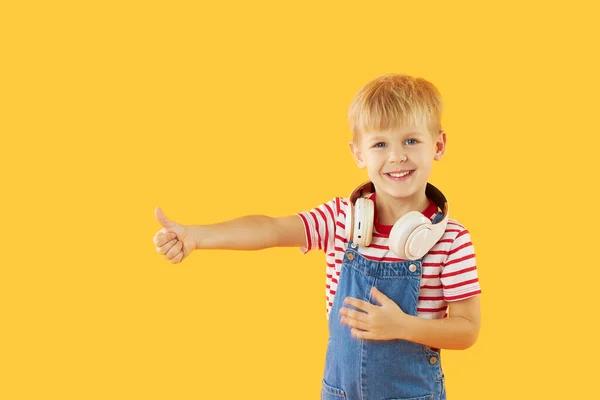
[[349, 141, 366, 168], [433, 130, 447, 161]]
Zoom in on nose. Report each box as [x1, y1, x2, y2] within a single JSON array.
[[389, 150, 407, 163]]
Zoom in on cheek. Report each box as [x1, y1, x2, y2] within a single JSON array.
[[416, 148, 435, 162], [366, 153, 385, 167]]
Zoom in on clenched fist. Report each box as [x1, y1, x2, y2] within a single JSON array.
[[153, 207, 196, 263]]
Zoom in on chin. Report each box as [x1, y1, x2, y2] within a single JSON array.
[[371, 176, 427, 192], [374, 182, 418, 199], [387, 189, 420, 200]]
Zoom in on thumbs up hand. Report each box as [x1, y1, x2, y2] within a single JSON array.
[[153, 207, 196, 264]]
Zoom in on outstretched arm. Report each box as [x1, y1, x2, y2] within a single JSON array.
[[190, 214, 308, 250], [154, 207, 307, 264]]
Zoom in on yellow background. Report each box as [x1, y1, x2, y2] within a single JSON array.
[[2, 1, 599, 398]]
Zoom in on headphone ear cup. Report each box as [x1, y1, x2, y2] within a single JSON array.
[[407, 214, 448, 259], [353, 198, 374, 247], [388, 212, 431, 260]]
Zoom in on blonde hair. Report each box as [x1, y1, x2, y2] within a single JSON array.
[[348, 74, 443, 141]]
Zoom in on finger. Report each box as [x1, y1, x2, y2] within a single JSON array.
[[339, 306, 369, 322], [156, 238, 176, 254], [351, 328, 374, 340], [155, 207, 176, 229], [170, 250, 185, 264], [343, 297, 376, 313], [341, 316, 369, 331], [156, 238, 178, 254], [370, 286, 390, 306], [165, 240, 183, 260], [154, 231, 176, 247], [153, 229, 165, 245]]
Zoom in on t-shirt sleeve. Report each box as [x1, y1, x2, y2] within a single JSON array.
[[440, 228, 482, 302], [296, 197, 340, 255]]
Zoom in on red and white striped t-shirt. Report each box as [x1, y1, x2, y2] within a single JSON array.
[[297, 193, 481, 320]]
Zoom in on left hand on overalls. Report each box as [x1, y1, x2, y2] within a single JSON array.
[[339, 286, 409, 341]]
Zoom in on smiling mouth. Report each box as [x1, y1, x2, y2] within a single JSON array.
[[385, 170, 414, 179], [386, 169, 415, 178]]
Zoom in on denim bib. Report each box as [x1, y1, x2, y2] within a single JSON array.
[[322, 214, 446, 400]]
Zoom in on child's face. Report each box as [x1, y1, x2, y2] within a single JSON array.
[[349, 123, 446, 201]]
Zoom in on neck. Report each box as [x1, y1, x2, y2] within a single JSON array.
[[374, 186, 429, 225]]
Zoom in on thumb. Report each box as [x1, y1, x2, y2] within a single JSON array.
[[370, 286, 389, 306], [155, 207, 177, 229]]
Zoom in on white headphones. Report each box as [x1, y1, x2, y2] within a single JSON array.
[[345, 181, 449, 260]]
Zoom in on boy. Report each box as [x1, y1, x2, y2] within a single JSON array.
[[153, 74, 481, 400]]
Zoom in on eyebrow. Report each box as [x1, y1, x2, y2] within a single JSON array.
[[366, 132, 424, 140]]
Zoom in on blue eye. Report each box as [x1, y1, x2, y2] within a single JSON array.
[[404, 138, 418, 145], [374, 142, 387, 148]]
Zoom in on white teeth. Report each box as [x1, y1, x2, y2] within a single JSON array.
[[388, 171, 411, 178]]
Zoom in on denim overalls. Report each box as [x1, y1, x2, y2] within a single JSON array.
[[321, 214, 446, 400]]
